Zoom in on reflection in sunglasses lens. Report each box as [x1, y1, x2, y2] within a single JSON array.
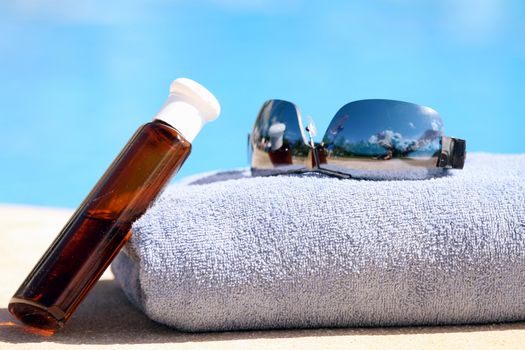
[[319, 99, 445, 179], [250, 100, 309, 174]]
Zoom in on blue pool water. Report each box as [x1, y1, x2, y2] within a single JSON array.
[[1, 1, 524, 208]]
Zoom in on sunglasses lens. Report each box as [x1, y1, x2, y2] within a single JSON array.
[[250, 100, 309, 175], [320, 99, 445, 179]]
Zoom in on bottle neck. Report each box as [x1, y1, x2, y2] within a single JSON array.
[[153, 94, 202, 143], [270, 135, 284, 151]]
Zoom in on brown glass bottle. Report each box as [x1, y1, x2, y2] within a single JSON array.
[[269, 144, 293, 165], [8, 120, 191, 331]]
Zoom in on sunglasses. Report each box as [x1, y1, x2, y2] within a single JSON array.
[[248, 99, 466, 180]]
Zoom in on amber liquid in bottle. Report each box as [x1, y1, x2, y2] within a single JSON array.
[[8, 120, 191, 331], [269, 145, 293, 165]]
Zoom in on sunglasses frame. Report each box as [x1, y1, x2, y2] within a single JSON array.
[[248, 99, 466, 179]]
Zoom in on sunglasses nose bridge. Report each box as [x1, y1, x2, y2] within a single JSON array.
[[304, 116, 317, 147], [305, 146, 323, 170], [303, 115, 324, 170]]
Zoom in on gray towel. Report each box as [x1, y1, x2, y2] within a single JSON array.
[[111, 153, 525, 332]]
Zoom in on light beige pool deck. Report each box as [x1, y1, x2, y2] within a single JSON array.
[[1, 204, 524, 349]]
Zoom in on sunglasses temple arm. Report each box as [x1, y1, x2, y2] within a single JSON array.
[[437, 136, 466, 169], [247, 133, 253, 167]]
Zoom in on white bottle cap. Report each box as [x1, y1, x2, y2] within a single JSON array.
[[154, 78, 221, 142], [268, 122, 286, 151]]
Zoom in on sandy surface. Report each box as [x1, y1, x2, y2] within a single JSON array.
[[251, 146, 438, 172], [1, 204, 524, 349]]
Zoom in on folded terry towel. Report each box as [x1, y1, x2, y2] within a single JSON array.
[[111, 153, 525, 332]]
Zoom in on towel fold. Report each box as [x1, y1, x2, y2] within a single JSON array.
[[111, 153, 525, 331]]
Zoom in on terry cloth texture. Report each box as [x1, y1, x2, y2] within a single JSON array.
[[111, 153, 525, 332]]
